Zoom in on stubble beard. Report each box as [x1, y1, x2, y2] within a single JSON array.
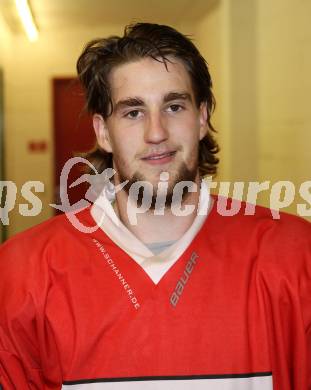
[[116, 158, 198, 210]]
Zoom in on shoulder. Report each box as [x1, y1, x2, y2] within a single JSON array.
[[210, 195, 311, 270], [0, 207, 93, 269], [255, 208, 311, 277], [243, 202, 311, 253], [212, 194, 311, 238], [245, 202, 310, 276], [0, 207, 97, 310]]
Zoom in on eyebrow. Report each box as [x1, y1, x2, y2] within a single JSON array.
[[163, 91, 192, 103], [114, 97, 144, 113], [114, 91, 192, 112]]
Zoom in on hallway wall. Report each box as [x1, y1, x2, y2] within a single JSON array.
[[195, 0, 311, 219], [257, 0, 311, 217], [196, 0, 258, 184], [0, 12, 11, 242]]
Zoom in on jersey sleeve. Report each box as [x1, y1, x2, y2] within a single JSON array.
[[294, 222, 311, 389], [298, 237, 311, 390], [0, 327, 40, 389], [258, 214, 311, 390], [0, 234, 62, 389], [308, 328, 311, 389], [301, 243, 311, 390]]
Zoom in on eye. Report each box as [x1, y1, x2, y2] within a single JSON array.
[[167, 104, 184, 113], [125, 110, 142, 119]]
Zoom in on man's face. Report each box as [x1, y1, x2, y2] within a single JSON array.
[[93, 56, 207, 202]]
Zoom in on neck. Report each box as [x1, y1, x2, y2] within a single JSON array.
[[113, 174, 202, 243]]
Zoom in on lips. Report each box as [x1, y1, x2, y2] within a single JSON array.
[[140, 150, 176, 166], [142, 151, 176, 160]]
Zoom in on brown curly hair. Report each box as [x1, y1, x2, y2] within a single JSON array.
[[76, 22, 219, 177]]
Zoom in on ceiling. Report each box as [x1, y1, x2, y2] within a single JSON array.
[[0, 0, 218, 34]]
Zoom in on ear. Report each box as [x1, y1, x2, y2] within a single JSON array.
[[93, 114, 112, 153], [199, 102, 208, 141]]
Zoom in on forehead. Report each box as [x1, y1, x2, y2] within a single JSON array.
[[108, 57, 194, 102]]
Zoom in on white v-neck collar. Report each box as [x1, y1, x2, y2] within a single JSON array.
[[91, 179, 213, 284]]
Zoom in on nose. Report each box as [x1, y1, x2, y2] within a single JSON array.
[[144, 111, 168, 144]]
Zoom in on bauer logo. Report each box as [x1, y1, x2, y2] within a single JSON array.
[[170, 251, 199, 307]]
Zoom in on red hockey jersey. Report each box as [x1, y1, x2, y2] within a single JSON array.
[[0, 200, 310, 389]]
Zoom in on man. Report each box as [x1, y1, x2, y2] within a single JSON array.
[[0, 23, 310, 390]]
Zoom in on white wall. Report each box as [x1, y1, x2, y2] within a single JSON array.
[[257, 0, 311, 218], [196, 0, 259, 184], [195, 1, 229, 180], [0, 12, 11, 65], [195, 0, 311, 220], [0, 12, 12, 242]]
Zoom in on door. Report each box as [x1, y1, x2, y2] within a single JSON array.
[[53, 78, 95, 214]]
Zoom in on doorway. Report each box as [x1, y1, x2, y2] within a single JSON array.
[[52, 78, 95, 213]]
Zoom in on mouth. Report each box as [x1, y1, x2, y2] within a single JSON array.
[[141, 151, 176, 165]]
